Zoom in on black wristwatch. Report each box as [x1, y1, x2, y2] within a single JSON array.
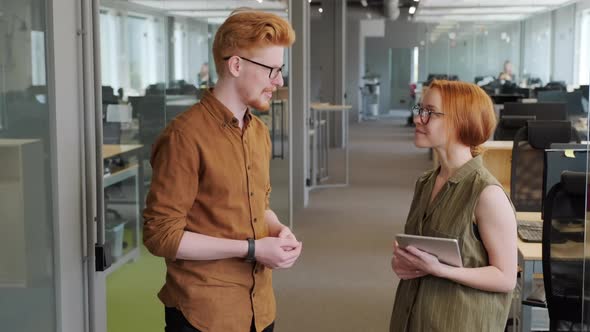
[[245, 238, 256, 263]]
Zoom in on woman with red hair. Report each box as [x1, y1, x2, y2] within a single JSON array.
[[390, 80, 517, 331]]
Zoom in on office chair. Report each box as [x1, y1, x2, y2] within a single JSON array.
[[493, 115, 536, 140], [103, 120, 122, 145], [102, 86, 119, 104], [129, 95, 166, 150], [510, 120, 580, 212], [544, 81, 567, 91], [542, 171, 588, 331]]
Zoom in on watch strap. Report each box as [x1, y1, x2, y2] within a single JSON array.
[[245, 238, 256, 262]]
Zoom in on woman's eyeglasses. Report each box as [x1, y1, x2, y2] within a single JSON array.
[[411, 105, 445, 125]]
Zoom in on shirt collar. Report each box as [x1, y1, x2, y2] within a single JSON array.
[[201, 88, 253, 128], [448, 155, 483, 184]]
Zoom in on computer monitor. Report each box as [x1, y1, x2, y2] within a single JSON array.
[[542, 145, 588, 216], [537, 90, 567, 103], [501, 102, 567, 121], [538, 90, 585, 116], [566, 90, 585, 116], [491, 95, 522, 105], [516, 88, 532, 99]]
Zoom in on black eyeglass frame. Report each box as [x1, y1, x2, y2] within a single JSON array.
[[411, 104, 445, 125], [223, 55, 284, 79]]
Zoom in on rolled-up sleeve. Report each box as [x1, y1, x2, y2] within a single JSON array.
[[143, 129, 199, 259]]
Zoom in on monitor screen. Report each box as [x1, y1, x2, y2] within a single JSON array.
[[501, 102, 567, 121]]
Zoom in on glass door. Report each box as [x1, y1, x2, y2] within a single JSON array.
[[93, 2, 293, 332], [0, 0, 72, 330]]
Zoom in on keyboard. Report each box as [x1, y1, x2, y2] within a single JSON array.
[[517, 220, 543, 243]]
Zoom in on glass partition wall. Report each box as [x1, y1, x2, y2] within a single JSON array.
[[97, 1, 291, 331], [0, 0, 58, 330]]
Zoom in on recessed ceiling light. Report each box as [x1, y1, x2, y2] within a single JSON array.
[[409, 6, 416, 15], [319, 7, 323, 13]]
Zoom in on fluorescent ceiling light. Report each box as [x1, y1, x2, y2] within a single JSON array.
[[414, 13, 528, 22], [419, 0, 572, 7], [130, 0, 287, 11], [169, 9, 288, 19], [409, 6, 416, 14], [417, 6, 545, 16]]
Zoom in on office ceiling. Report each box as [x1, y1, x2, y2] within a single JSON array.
[[347, 0, 578, 21], [129, 0, 578, 23], [129, 0, 288, 23], [415, 0, 578, 22]]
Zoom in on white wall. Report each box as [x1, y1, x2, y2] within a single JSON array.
[[553, 4, 576, 83], [346, 18, 360, 121], [523, 12, 552, 84]]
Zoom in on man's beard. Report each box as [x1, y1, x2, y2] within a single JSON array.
[[247, 94, 271, 111]]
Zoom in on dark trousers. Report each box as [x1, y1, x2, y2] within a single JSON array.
[[165, 307, 275, 332]]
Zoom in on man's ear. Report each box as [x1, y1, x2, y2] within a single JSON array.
[[227, 57, 241, 78]]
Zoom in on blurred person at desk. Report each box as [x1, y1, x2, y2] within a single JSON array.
[[143, 9, 302, 332], [197, 62, 213, 88], [498, 60, 514, 82], [390, 80, 517, 331]]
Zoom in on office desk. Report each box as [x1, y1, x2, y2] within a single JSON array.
[[517, 212, 588, 331], [102, 144, 143, 274], [481, 141, 513, 190], [480, 140, 590, 193], [516, 212, 545, 332], [103, 144, 143, 159], [433, 141, 513, 190], [309, 103, 352, 190]]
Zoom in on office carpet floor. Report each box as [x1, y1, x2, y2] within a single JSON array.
[[106, 119, 430, 332]]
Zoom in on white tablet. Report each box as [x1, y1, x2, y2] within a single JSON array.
[[396, 234, 463, 267]]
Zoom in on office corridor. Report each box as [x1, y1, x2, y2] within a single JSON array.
[[273, 119, 431, 331]]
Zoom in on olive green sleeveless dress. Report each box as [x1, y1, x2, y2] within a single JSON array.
[[390, 156, 514, 332]]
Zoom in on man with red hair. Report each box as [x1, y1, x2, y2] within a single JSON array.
[[143, 9, 302, 332]]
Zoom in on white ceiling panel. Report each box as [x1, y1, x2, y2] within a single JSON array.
[[414, 14, 529, 22], [417, 6, 546, 16], [419, 0, 574, 7], [130, 0, 287, 13], [168, 9, 288, 18], [415, 0, 577, 22]]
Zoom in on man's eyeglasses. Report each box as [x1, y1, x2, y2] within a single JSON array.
[[411, 104, 445, 125], [223, 55, 284, 80]]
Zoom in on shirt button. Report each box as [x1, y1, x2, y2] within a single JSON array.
[[253, 218, 258, 223], [250, 192, 254, 196], [247, 165, 251, 170]]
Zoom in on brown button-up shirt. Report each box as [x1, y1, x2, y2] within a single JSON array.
[[143, 90, 274, 332]]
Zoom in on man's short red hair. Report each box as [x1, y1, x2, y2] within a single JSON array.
[[213, 9, 296, 77]]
